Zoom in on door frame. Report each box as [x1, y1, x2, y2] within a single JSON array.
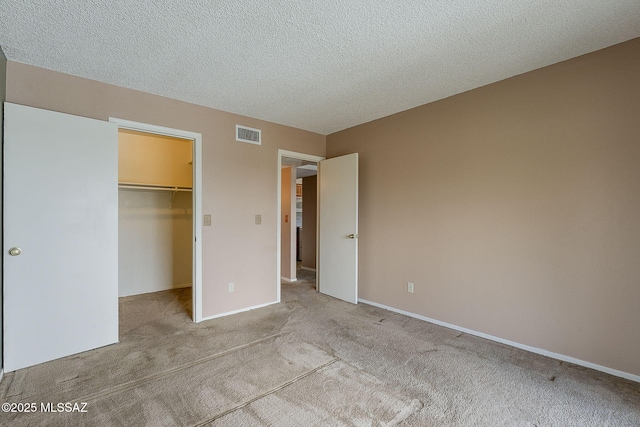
[[277, 149, 324, 302], [109, 118, 204, 322]]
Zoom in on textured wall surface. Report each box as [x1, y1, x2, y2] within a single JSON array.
[[327, 38, 640, 376]]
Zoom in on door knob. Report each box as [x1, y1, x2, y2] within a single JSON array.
[[9, 247, 22, 256], [347, 234, 359, 239]]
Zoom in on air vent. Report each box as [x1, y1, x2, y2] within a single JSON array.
[[236, 125, 261, 145]]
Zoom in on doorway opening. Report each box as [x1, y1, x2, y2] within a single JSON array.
[[277, 150, 324, 302], [110, 118, 203, 322]]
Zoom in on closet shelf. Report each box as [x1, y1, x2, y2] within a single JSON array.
[[118, 182, 192, 192], [118, 182, 192, 210]]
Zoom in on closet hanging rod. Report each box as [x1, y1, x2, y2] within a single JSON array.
[[118, 182, 192, 192]]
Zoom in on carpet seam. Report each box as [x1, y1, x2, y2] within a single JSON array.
[[76, 332, 288, 404], [193, 358, 338, 426]]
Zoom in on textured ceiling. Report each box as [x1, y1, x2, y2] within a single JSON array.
[[1, 1, 639, 135]]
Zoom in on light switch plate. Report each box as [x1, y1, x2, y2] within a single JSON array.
[[203, 214, 212, 226], [255, 214, 262, 225]]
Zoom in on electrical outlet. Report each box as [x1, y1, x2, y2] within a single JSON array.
[[407, 282, 414, 293], [228, 282, 234, 292], [255, 214, 262, 225], [203, 214, 212, 226]]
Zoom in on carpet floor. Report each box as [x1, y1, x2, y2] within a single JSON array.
[[1, 272, 639, 426]]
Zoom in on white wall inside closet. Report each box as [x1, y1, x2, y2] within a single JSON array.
[[118, 129, 193, 297]]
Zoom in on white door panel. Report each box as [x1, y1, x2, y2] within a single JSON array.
[[4, 103, 119, 371], [318, 153, 358, 304]]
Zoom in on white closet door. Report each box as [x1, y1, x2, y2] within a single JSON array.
[[3, 103, 119, 371], [318, 153, 359, 304]]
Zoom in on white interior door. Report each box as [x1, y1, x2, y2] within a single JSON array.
[[318, 153, 358, 304], [3, 103, 119, 372]]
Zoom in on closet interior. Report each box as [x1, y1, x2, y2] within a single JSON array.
[[117, 129, 193, 299]]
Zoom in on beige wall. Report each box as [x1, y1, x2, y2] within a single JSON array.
[[326, 38, 640, 377], [301, 175, 317, 270], [118, 129, 193, 188], [280, 167, 296, 280], [119, 191, 192, 296], [5, 62, 326, 318]]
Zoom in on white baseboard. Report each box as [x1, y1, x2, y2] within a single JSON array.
[[174, 282, 192, 289], [200, 300, 278, 321], [281, 277, 297, 282], [359, 298, 640, 383], [0, 369, 3, 383], [300, 266, 317, 272]]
